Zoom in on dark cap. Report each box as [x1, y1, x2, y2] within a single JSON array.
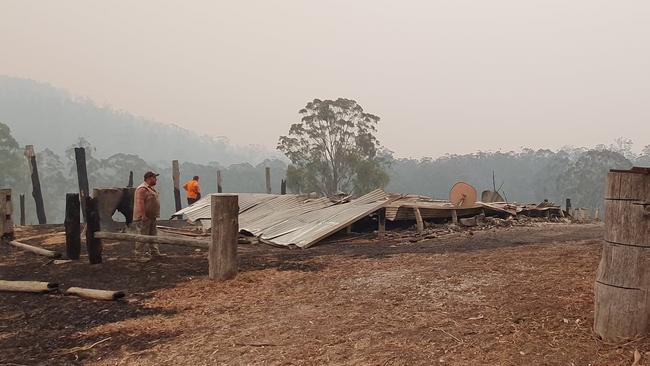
[[144, 171, 160, 179]]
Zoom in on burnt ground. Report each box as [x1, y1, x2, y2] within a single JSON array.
[[0, 223, 648, 365]]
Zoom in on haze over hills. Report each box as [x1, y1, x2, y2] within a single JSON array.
[[0, 75, 282, 165], [1, 75, 648, 226]]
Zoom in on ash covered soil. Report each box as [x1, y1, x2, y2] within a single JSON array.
[[1, 223, 646, 365]]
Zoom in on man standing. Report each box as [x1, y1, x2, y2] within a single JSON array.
[[183, 175, 201, 205], [133, 171, 162, 260]]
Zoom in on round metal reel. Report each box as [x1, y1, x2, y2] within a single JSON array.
[[449, 182, 477, 208]]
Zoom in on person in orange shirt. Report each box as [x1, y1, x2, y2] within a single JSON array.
[[183, 175, 201, 205]]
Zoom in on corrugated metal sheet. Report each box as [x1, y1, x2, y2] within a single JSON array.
[[181, 189, 389, 248], [238, 196, 334, 235], [258, 189, 389, 248], [173, 193, 281, 222]]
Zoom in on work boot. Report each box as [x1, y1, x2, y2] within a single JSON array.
[[150, 244, 165, 257], [151, 250, 166, 258]]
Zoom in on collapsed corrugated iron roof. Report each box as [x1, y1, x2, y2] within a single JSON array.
[[174, 189, 390, 248], [173, 190, 560, 248]]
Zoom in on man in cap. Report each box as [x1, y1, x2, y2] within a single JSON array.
[[132, 171, 162, 260]]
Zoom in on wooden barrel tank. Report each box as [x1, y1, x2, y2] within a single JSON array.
[[594, 167, 650, 341]]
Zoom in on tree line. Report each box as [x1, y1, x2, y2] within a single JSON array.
[[2, 93, 649, 224]]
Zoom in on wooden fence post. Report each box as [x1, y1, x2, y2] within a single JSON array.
[[265, 167, 272, 194], [217, 170, 223, 193], [64, 193, 81, 260], [28, 153, 47, 225], [378, 208, 386, 239], [19, 194, 25, 226], [281, 179, 287, 195], [594, 167, 650, 341], [413, 207, 424, 233], [566, 198, 572, 215], [84, 196, 102, 264], [172, 160, 182, 211], [209, 194, 239, 280], [1, 189, 14, 240], [127, 171, 134, 188], [74, 147, 90, 222]]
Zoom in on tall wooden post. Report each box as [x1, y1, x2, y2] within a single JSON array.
[[0, 189, 14, 240], [64, 193, 81, 260], [281, 179, 287, 195], [26, 146, 46, 225], [594, 167, 650, 341], [378, 208, 386, 239], [217, 170, 223, 193], [127, 171, 134, 188], [19, 194, 25, 226], [413, 207, 424, 233], [172, 160, 182, 211], [265, 167, 272, 194], [209, 194, 239, 281], [84, 196, 102, 264], [74, 147, 89, 222], [566, 198, 572, 215]]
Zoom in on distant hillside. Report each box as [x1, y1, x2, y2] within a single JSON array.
[[0, 76, 281, 165]]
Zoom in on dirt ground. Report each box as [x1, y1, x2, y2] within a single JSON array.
[[1, 222, 648, 365]]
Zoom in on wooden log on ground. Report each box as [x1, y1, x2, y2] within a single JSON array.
[[209, 194, 239, 281], [594, 167, 650, 342], [85, 196, 102, 264], [19, 223, 65, 230], [0, 280, 58, 293], [7, 240, 61, 258], [29, 154, 47, 224], [172, 160, 182, 211], [265, 167, 272, 194], [15, 232, 64, 242], [65, 193, 81, 260], [217, 170, 223, 193], [95, 231, 209, 249], [65, 287, 125, 301], [74, 147, 90, 222]]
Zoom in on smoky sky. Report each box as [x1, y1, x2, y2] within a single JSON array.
[[2, 0, 649, 158]]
